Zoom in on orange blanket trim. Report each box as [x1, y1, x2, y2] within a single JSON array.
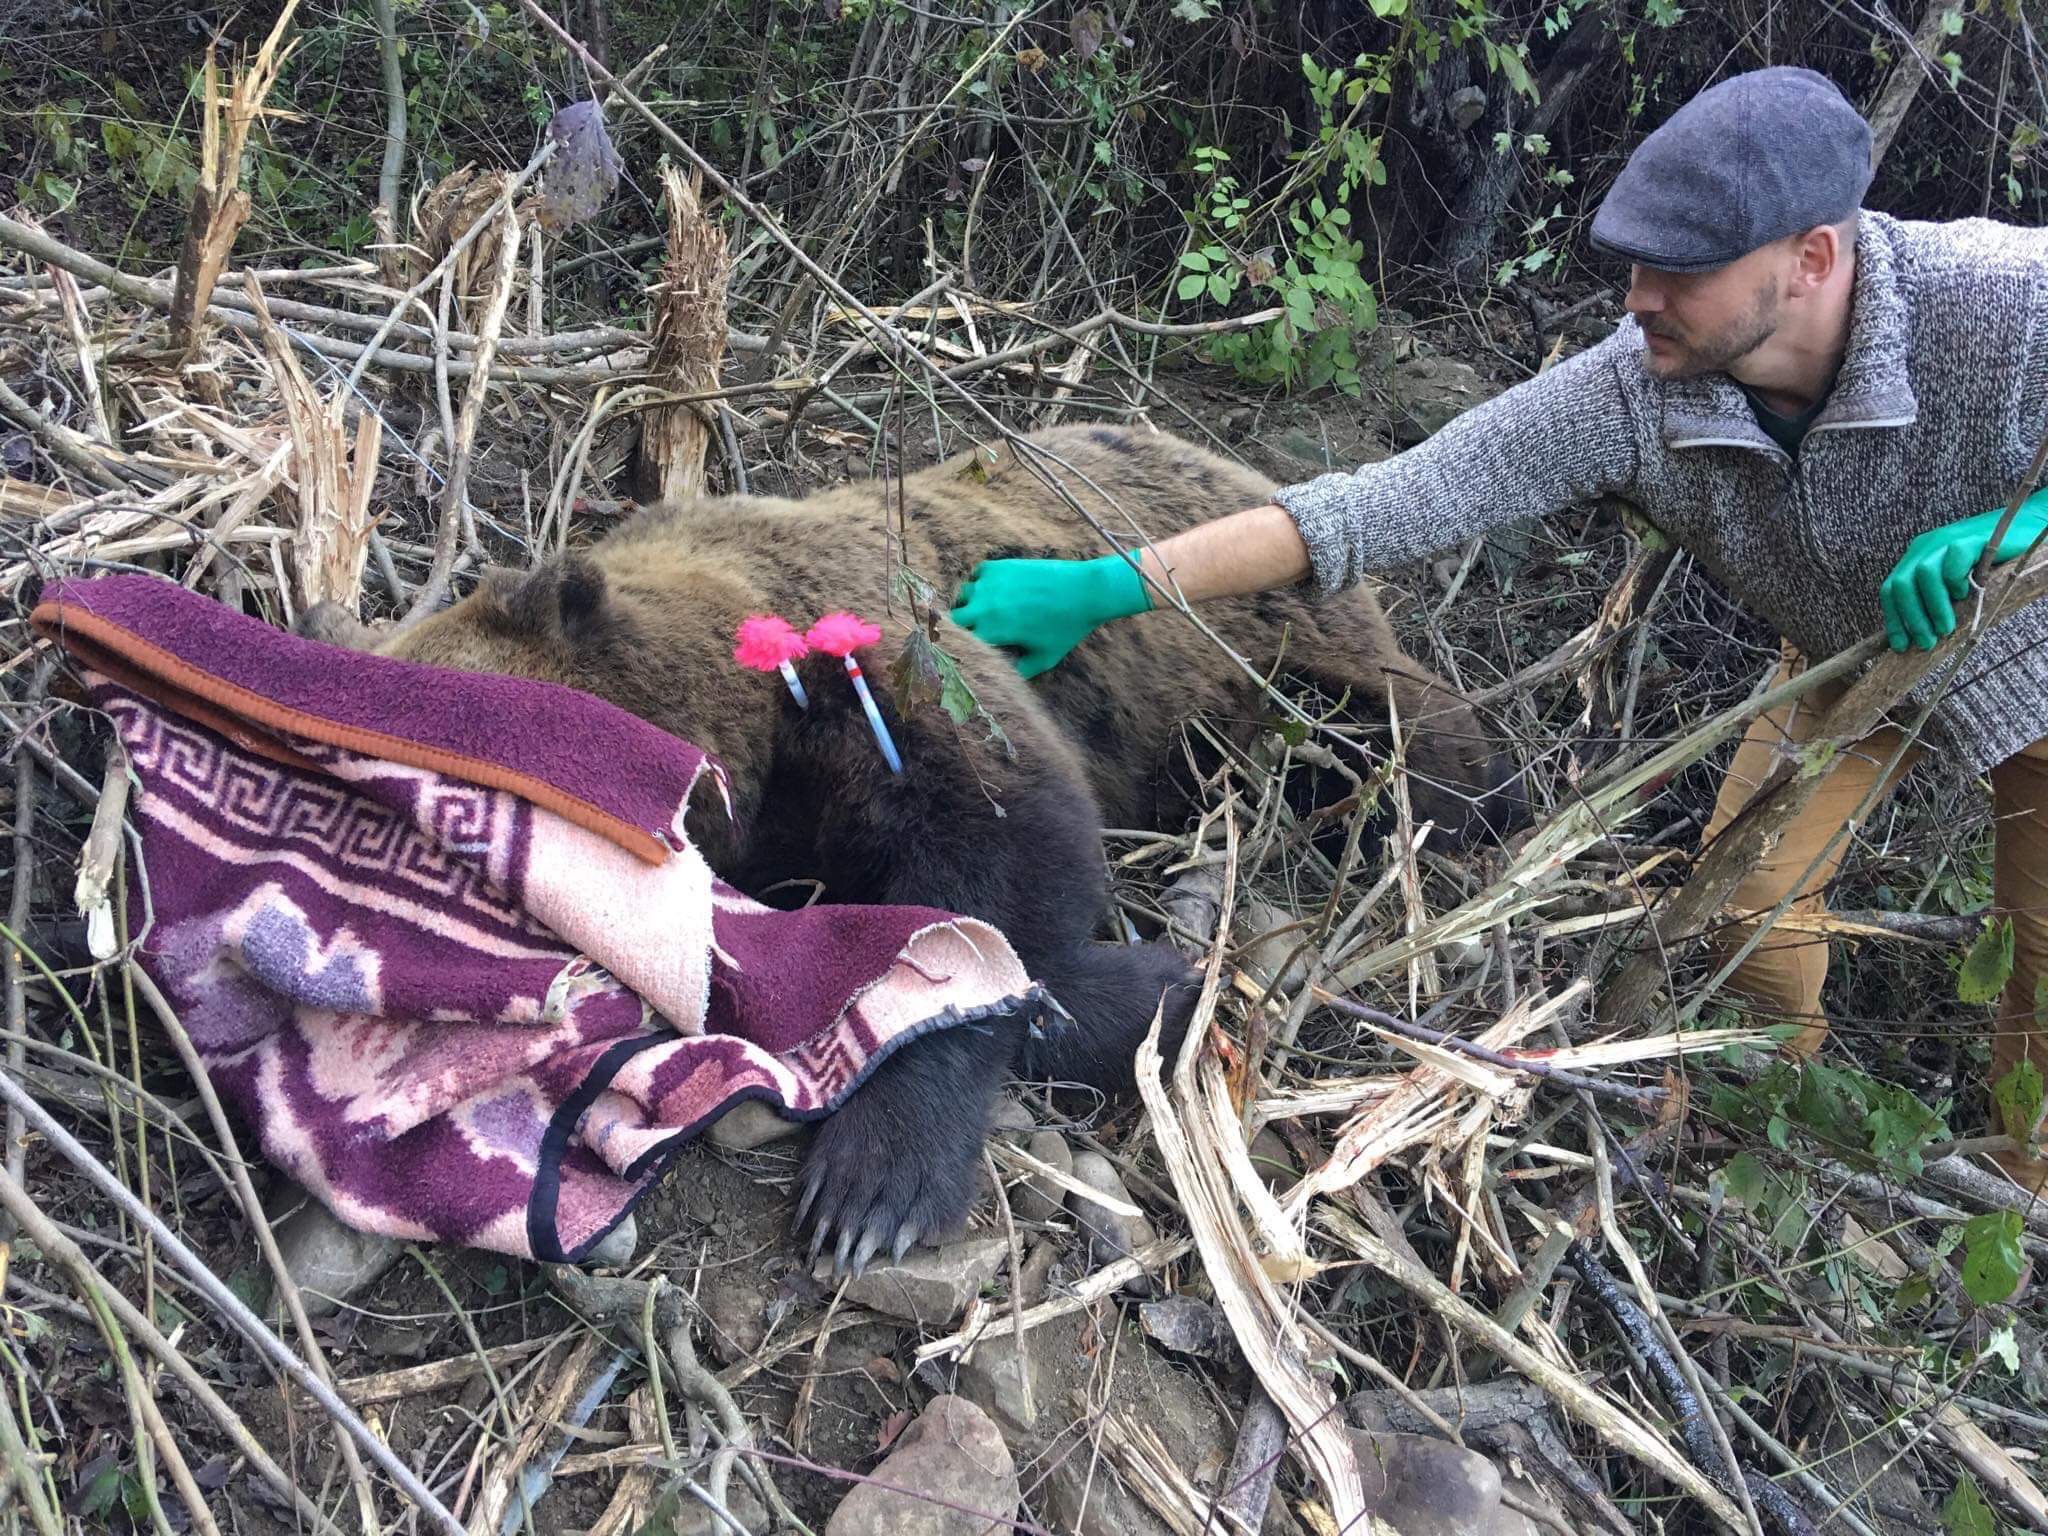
[[31, 600, 672, 867]]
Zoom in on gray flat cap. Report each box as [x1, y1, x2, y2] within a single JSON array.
[[1591, 66, 1873, 272]]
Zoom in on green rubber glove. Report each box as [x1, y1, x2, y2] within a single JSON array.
[[1881, 488, 2048, 653], [949, 552, 1152, 678]]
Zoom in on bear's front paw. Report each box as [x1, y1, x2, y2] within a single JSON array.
[[793, 1028, 1003, 1275]]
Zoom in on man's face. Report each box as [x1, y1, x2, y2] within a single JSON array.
[[1623, 243, 1787, 380]]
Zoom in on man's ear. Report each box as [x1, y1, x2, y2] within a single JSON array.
[[496, 554, 611, 643], [1790, 222, 1843, 293]]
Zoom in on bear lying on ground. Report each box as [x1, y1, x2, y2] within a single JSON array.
[[298, 424, 1524, 1272]]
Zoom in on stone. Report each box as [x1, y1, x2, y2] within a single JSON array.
[[1234, 899, 1309, 995], [1066, 1152, 1157, 1269], [1245, 1126, 1300, 1194], [704, 1098, 802, 1151], [1035, 1447, 1175, 1536], [951, 1330, 1042, 1436], [832, 1238, 1008, 1326], [583, 1213, 637, 1270], [1388, 353, 1495, 445], [670, 1476, 768, 1535], [697, 1259, 781, 1364], [825, 1395, 1019, 1536], [988, 1095, 1036, 1140], [1012, 1131, 1072, 1224], [1349, 1430, 1503, 1536], [1157, 866, 1227, 956], [1029, 1327, 1234, 1535], [271, 1189, 403, 1317]]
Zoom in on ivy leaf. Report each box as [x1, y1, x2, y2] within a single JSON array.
[[69, 1453, 123, 1518], [1719, 1152, 1767, 1206], [1960, 1210, 2024, 1306], [1942, 1474, 1996, 1536], [1995, 1059, 2045, 1145], [893, 630, 1014, 761], [1957, 918, 2016, 1005], [1892, 1275, 1932, 1313], [1987, 1322, 2020, 1373]]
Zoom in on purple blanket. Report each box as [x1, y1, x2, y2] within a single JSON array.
[[31, 575, 1036, 1262]]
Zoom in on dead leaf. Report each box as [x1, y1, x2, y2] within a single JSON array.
[[876, 1408, 913, 1453], [1069, 8, 1104, 61], [1016, 46, 1049, 72], [537, 98, 623, 232]]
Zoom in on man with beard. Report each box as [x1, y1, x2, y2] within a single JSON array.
[[951, 66, 2048, 1189]]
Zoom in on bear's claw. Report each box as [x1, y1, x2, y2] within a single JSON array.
[[794, 1032, 997, 1276]]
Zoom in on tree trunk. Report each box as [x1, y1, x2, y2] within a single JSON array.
[[1865, 0, 1958, 172], [1436, 1, 1612, 286]]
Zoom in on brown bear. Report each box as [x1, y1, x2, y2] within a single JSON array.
[[297, 423, 1523, 1272]]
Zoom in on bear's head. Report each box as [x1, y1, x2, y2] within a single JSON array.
[[297, 551, 784, 825]]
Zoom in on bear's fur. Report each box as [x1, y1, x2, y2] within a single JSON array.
[[296, 424, 1523, 1270]]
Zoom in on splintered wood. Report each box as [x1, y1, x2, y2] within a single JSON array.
[[636, 165, 732, 504], [170, 3, 301, 358], [243, 273, 382, 617]]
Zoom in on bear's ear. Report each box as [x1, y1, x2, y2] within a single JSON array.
[[496, 555, 610, 644]]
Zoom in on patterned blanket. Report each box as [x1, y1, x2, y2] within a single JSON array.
[[30, 575, 1036, 1262]]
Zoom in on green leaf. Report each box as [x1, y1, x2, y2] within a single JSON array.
[[1987, 1321, 2020, 1372], [1206, 271, 1231, 304], [1995, 1059, 2045, 1144], [101, 120, 139, 160], [1178, 249, 1212, 272], [1961, 1210, 2024, 1306], [1893, 1275, 1932, 1313], [1942, 1472, 1996, 1536], [77, 1458, 124, 1516], [1176, 273, 1208, 302], [1720, 1151, 1767, 1205], [1958, 918, 2016, 1005]]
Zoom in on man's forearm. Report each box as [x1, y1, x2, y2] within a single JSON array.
[[1132, 502, 1311, 605]]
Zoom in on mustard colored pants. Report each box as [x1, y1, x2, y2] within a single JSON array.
[[1703, 644, 2048, 1191]]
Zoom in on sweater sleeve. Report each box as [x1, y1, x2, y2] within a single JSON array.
[[1273, 332, 1646, 592], [2022, 240, 2048, 471]]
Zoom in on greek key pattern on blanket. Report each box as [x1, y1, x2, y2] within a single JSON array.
[[107, 693, 539, 934]]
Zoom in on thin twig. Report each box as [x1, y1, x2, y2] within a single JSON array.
[[0, 1076, 463, 1533]]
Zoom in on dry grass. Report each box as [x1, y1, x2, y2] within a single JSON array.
[[1, 11, 2045, 1536]]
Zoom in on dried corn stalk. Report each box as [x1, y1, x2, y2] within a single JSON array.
[[401, 167, 538, 330], [242, 274, 381, 618], [1134, 813, 1375, 1534], [170, 2, 301, 355], [636, 165, 731, 505]]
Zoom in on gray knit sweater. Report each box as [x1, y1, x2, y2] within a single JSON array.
[[1274, 211, 2048, 776]]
